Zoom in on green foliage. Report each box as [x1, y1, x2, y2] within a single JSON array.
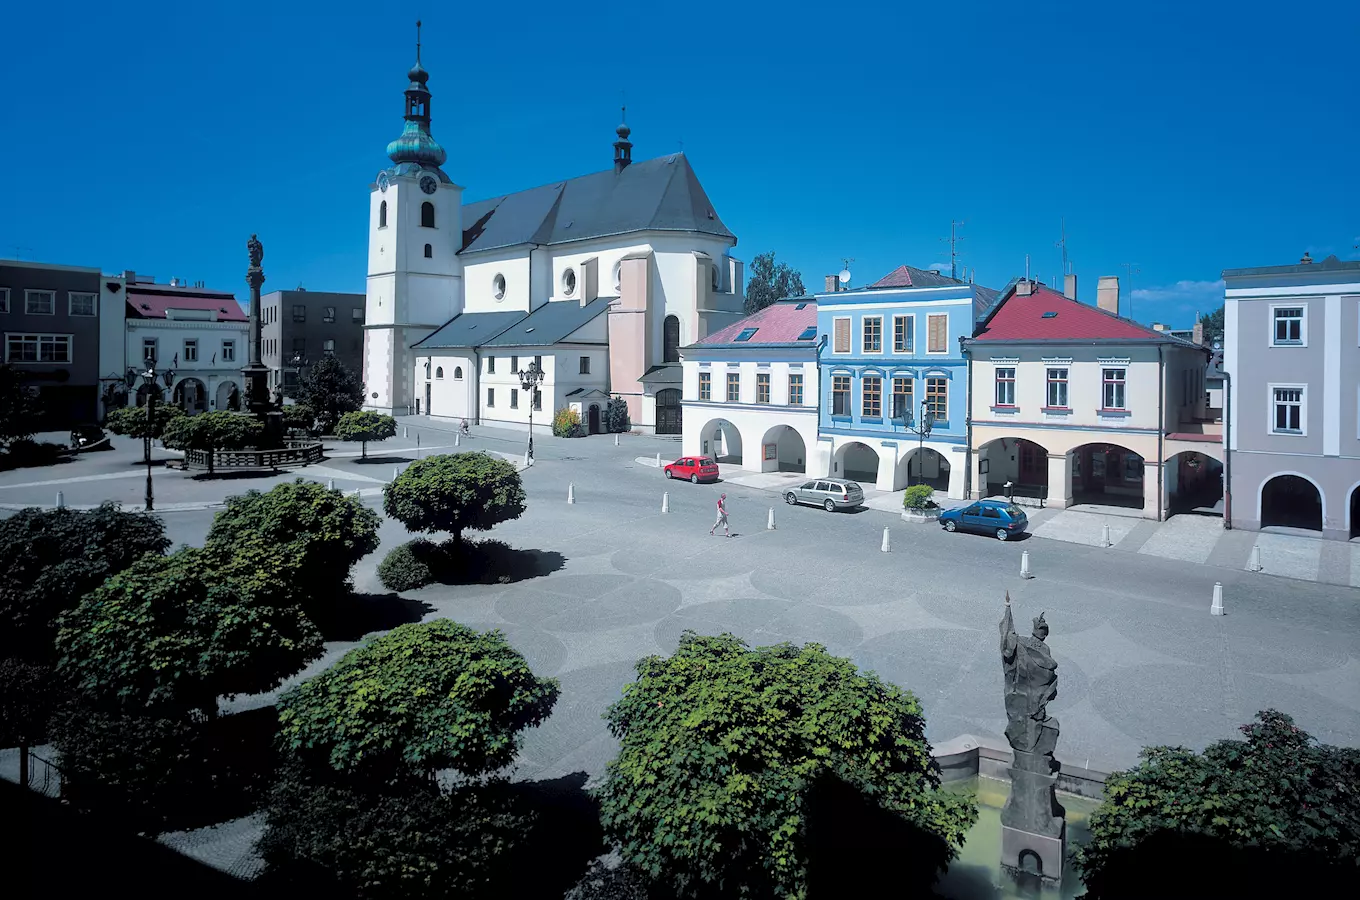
[[605, 396, 630, 434], [1198, 305, 1225, 346], [376, 538, 439, 592], [281, 401, 317, 435], [744, 251, 807, 315], [553, 406, 583, 438], [275, 619, 559, 785], [597, 632, 976, 899], [297, 356, 365, 434], [0, 438, 66, 469], [1074, 710, 1360, 898], [56, 546, 323, 717], [335, 409, 398, 457], [204, 479, 381, 615], [0, 658, 56, 751], [902, 484, 938, 510], [161, 410, 263, 452], [383, 451, 526, 540], [104, 403, 186, 440], [0, 363, 41, 448], [0, 503, 170, 665]]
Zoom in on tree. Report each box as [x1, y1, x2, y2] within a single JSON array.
[[297, 356, 365, 434], [1199, 305, 1225, 346], [280, 401, 316, 435], [203, 479, 381, 617], [0, 364, 41, 449], [596, 632, 976, 899], [552, 406, 582, 438], [605, 396, 630, 434], [0, 658, 56, 791], [744, 250, 807, 315], [1073, 710, 1360, 899], [104, 404, 187, 463], [334, 409, 397, 458], [161, 411, 263, 474], [383, 452, 526, 542]]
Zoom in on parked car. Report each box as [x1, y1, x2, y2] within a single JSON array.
[[784, 478, 865, 512], [69, 424, 107, 449], [938, 500, 1028, 540], [664, 456, 720, 484]]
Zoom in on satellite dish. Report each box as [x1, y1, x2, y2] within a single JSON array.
[[839, 268, 852, 284]]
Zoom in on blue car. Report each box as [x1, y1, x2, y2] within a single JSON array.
[[939, 500, 1029, 541]]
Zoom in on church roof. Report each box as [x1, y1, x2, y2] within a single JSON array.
[[478, 296, 614, 347], [412, 310, 525, 350], [460, 153, 734, 254]]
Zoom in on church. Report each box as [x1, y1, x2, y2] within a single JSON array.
[[362, 34, 745, 434]]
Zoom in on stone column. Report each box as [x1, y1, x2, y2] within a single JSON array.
[[1046, 452, 1072, 508], [242, 234, 270, 412]]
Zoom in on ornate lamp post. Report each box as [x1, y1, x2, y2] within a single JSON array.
[[287, 351, 308, 400], [517, 360, 545, 460], [901, 399, 935, 486]]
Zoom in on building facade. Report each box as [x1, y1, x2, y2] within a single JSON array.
[[1223, 254, 1360, 540], [260, 289, 366, 396], [964, 279, 1216, 520], [361, 40, 744, 433], [124, 279, 249, 414], [813, 266, 996, 496], [680, 299, 822, 474]]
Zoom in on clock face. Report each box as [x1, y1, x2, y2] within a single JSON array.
[[376, 171, 389, 193], [419, 175, 438, 195]]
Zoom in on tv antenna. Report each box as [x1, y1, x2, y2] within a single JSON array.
[[839, 258, 854, 287], [1121, 262, 1140, 319], [940, 220, 965, 281], [1056, 218, 1072, 276]]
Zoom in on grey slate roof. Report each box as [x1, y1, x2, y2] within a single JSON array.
[[479, 296, 614, 347], [460, 153, 734, 254], [412, 310, 526, 350], [1222, 254, 1360, 278], [640, 363, 681, 385]]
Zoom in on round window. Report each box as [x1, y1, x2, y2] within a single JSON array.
[[493, 273, 506, 300], [612, 260, 622, 292], [711, 264, 720, 291], [562, 268, 577, 296]]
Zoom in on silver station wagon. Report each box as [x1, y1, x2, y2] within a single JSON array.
[[784, 478, 865, 512]]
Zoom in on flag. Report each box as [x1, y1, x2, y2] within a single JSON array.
[[212, 352, 217, 365], [173, 353, 179, 367]]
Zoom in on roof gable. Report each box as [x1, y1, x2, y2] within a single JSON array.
[[869, 264, 960, 289], [973, 283, 1190, 343]]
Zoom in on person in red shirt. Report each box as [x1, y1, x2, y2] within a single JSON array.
[[710, 493, 730, 537]]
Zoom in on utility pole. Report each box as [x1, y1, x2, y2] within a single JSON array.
[[940, 220, 965, 281], [1121, 262, 1141, 320]]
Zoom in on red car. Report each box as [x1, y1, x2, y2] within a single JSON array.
[[664, 456, 720, 484]]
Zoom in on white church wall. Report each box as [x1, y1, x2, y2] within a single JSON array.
[[416, 351, 477, 421], [462, 252, 534, 315]]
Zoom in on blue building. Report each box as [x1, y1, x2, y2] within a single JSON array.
[[815, 265, 997, 496]]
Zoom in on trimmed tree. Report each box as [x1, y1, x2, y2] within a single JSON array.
[[203, 479, 381, 618], [281, 401, 317, 435], [0, 364, 41, 449], [297, 356, 365, 435], [105, 404, 187, 463], [552, 406, 582, 438], [597, 632, 977, 898], [605, 396, 630, 434], [161, 410, 263, 474], [383, 452, 526, 542], [334, 409, 398, 459], [1074, 710, 1360, 899]]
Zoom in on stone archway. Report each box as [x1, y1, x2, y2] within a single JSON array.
[[1070, 442, 1145, 510], [215, 380, 241, 413], [173, 377, 209, 415], [834, 441, 879, 485], [1350, 484, 1360, 540], [1165, 450, 1223, 516], [976, 437, 1049, 501], [899, 446, 951, 491], [1260, 474, 1323, 532], [759, 424, 807, 473], [699, 418, 743, 464]]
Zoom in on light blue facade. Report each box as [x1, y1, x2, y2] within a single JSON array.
[[813, 284, 984, 495]]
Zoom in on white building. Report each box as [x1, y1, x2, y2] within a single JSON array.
[[124, 279, 249, 413], [362, 38, 744, 433]]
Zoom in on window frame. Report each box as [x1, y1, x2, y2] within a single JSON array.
[[1269, 303, 1306, 348], [927, 313, 949, 354], [925, 376, 948, 421], [831, 374, 851, 417], [323, 306, 336, 323], [893, 314, 914, 353], [698, 371, 712, 401], [68, 291, 97, 317], [323, 339, 335, 357], [421, 201, 436, 228], [292, 304, 306, 323], [221, 340, 235, 362], [1101, 367, 1127, 411], [24, 290, 55, 316], [0, 288, 9, 313], [487, 355, 495, 374], [833, 317, 851, 354], [726, 371, 740, 403], [994, 367, 1016, 407], [5, 332, 72, 363], [861, 375, 882, 418], [1045, 367, 1070, 410], [510, 388, 519, 409], [487, 387, 495, 407], [1268, 383, 1306, 436], [756, 372, 771, 404], [143, 337, 158, 363], [183, 339, 198, 363], [862, 316, 883, 354], [352, 307, 364, 323], [579, 355, 590, 375], [788, 373, 803, 406], [892, 376, 913, 419], [532, 389, 542, 411]]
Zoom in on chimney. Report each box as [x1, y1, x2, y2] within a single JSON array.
[[824, 274, 840, 293], [1299, 251, 1313, 264], [1096, 276, 1120, 315], [123, 270, 136, 285], [1016, 280, 1034, 297], [1063, 273, 1077, 300], [1193, 321, 1204, 345], [1152, 322, 1165, 332]]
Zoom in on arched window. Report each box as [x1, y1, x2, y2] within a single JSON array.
[[379, 200, 387, 228], [663, 315, 681, 363], [421, 201, 435, 228], [435, 366, 444, 379], [424, 243, 433, 258], [454, 366, 463, 380]]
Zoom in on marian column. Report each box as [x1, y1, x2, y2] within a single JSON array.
[[242, 233, 270, 411]]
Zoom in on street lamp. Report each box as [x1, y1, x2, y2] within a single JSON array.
[[900, 398, 935, 486], [517, 360, 544, 460], [287, 352, 308, 401]]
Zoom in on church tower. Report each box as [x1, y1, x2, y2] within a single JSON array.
[[363, 22, 464, 414]]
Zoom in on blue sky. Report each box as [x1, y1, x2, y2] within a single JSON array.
[[2, 1, 1355, 326]]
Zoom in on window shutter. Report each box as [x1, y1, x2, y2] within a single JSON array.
[[929, 315, 947, 352], [834, 319, 850, 353]]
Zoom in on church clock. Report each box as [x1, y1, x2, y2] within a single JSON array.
[[377, 171, 389, 192], [419, 175, 437, 194]]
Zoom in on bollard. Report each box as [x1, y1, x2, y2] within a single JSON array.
[[56, 491, 65, 509], [881, 527, 891, 552], [1100, 523, 1112, 548], [1021, 549, 1034, 579], [567, 483, 576, 504], [454, 432, 460, 447], [404, 426, 409, 438], [1211, 582, 1224, 616], [767, 507, 776, 530], [327, 479, 335, 490], [1248, 544, 1263, 572], [393, 467, 401, 481], [655, 452, 661, 467], [662, 492, 670, 513], [614, 434, 620, 446], [523, 450, 531, 467]]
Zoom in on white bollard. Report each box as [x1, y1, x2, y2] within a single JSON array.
[[881, 527, 891, 552], [1249, 544, 1263, 572], [393, 467, 400, 481], [1021, 549, 1034, 579], [454, 432, 460, 447], [567, 482, 576, 504], [655, 452, 661, 467], [662, 492, 670, 513], [614, 434, 620, 446], [403, 426, 409, 438], [1100, 523, 1112, 548], [56, 491, 65, 509], [523, 450, 531, 467], [1211, 582, 1224, 616], [767, 507, 776, 530], [327, 479, 335, 490]]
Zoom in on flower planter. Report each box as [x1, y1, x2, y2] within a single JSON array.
[[901, 507, 941, 523]]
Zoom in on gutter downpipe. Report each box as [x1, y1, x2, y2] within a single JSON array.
[[1156, 345, 1164, 523], [816, 333, 831, 477], [961, 335, 973, 500], [1222, 367, 1232, 530]]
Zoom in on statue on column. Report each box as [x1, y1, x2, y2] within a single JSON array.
[[248, 233, 264, 268], [1000, 598, 1060, 759]]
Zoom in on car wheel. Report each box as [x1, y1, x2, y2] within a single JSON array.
[[823, 499, 836, 512], [785, 492, 798, 505], [665, 469, 673, 479], [996, 528, 1010, 541], [690, 474, 699, 484], [943, 520, 957, 532]]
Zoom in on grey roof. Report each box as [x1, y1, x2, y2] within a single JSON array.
[[412, 310, 525, 350], [972, 284, 1001, 319], [460, 153, 734, 254], [1222, 254, 1360, 278], [640, 363, 681, 385], [479, 296, 614, 347]]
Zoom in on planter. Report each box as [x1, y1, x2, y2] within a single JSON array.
[[901, 507, 941, 523]]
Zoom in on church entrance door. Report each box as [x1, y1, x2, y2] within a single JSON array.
[[588, 404, 601, 434], [655, 389, 681, 435]]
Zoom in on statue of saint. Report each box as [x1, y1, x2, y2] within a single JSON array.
[[247, 233, 264, 268], [227, 384, 240, 412], [999, 593, 1059, 759]]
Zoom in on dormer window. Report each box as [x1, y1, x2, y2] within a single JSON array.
[[734, 328, 759, 342]]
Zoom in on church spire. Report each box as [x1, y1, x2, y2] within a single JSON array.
[[386, 20, 448, 173], [613, 106, 633, 173]]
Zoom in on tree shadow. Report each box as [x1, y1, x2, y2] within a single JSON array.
[[352, 455, 416, 464], [433, 539, 567, 586], [499, 771, 607, 897], [310, 591, 436, 642], [190, 469, 285, 481]]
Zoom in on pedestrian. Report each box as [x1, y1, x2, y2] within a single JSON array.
[[710, 492, 730, 537]]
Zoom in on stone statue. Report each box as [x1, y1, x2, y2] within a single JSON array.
[[272, 384, 284, 408], [998, 592, 1066, 883], [248, 233, 264, 268], [227, 384, 240, 412]]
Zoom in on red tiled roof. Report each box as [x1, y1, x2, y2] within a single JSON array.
[[127, 286, 247, 322], [974, 284, 1176, 342], [698, 300, 817, 345]]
